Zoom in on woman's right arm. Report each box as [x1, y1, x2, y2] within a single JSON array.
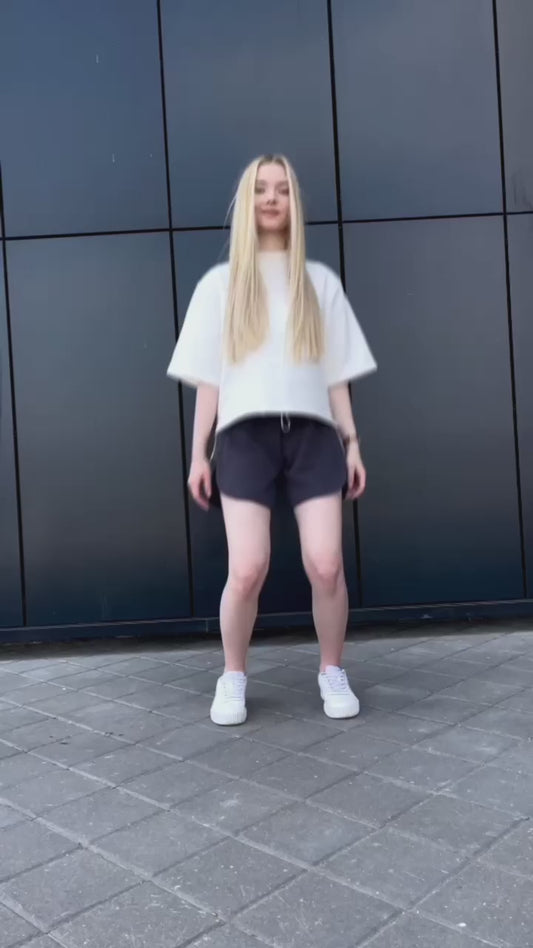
[[188, 383, 219, 511]]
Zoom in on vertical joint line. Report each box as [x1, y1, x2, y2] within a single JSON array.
[[0, 165, 28, 624], [156, 0, 195, 615], [492, 0, 528, 596], [327, 0, 364, 604]]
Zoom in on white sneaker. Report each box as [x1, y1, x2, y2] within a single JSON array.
[[318, 666, 360, 719], [210, 672, 247, 726]]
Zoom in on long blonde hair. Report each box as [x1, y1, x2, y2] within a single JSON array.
[[225, 154, 323, 364]]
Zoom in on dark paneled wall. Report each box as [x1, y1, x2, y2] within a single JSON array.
[[0, 0, 531, 635]]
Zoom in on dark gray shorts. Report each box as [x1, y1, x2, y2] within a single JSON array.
[[213, 416, 347, 510]]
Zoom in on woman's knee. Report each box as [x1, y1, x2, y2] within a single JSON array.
[[304, 552, 343, 593], [228, 556, 269, 599]]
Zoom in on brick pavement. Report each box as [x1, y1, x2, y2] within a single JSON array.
[[0, 622, 532, 948]]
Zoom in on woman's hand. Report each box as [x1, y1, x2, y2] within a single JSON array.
[[188, 456, 212, 511], [346, 442, 366, 500]]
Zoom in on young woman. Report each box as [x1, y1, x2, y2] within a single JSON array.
[[167, 154, 376, 726]]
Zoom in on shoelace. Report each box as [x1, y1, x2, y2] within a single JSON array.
[[221, 675, 246, 702], [323, 668, 351, 693]]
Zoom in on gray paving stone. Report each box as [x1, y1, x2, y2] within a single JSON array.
[[391, 795, 519, 856], [248, 717, 342, 751], [52, 882, 214, 948], [100, 657, 164, 677], [0, 675, 35, 695], [76, 744, 167, 783], [310, 772, 428, 826], [188, 927, 267, 948], [175, 778, 291, 832], [142, 723, 238, 759], [0, 802, 26, 829], [0, 850, 137, 929], [97, 810, 223, 875], [147, 693, 211, 724], [241, 801, 370, 863], [0, 819, 78, 881], [238, 873, 395, 948], [366, 913, 495, 948], [368, 746, 478, 790], [28, 691, 106, 717], [418, 658, 488, 679], [158, 837, 300, 916], [420, 862, 533, 946], [80, 675, 154, 700], [433, 678, 525, 705], [113, 684, 198, 711], [122, 759, 229, 807], [22, 662, 75, 682], [398, 694, 483, 724], [326, 827, 464, 908], [496, 688, 533, 713], [361, 709, 445, 743], [193, 737, 288, 777], [361, 683, 431, 712], [0, 708, 48, 732], [0, 742, 18, 760], [174, 670, 221, 695], [305, 730, 402, 773], [13, 938, 63, 948], [0, 719, 86, 751], [34, 732, 126, 766], [1, 768, 103, 813], [492, 740, 533, 775], [45, 786, 159, 841], [0, 903, 38, 946], [252, 752, 349, 798], [383, 669, 459, 694], [65, 703, 178, 742], [0, 752, 57, 789], [445, 764, 533, 816], [130, 663, 200, 684], [482, 821, 533, 877], [46, 670, 121, 690], [462, 707, 533, 740], [472, 662, 533, 687], [415, 725, 518, 763], [0, 683, 73, 706]]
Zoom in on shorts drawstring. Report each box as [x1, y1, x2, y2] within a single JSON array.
[[280, 414, 291, 433]]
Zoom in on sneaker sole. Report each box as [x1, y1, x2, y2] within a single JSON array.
[[210, 706, 247, 726], [323, 701, 360, 720]]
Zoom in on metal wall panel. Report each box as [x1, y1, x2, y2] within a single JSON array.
[[496, 0, 533, 211], [173, 226, 359, 616], [508, 214, 533, 594], [344, 217, 522, 606], [0, 252, 23, 628], [332, 0, 502, 220], [162, 0, 337, 227], [0, 0, 167, 236], [7, 233, 189, 625]]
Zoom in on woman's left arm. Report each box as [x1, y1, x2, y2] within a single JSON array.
[[329, 383, 366, 500]]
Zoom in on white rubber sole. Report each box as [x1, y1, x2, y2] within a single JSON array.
[[322, 697, 360, 719], [210, 704, 247, 726]]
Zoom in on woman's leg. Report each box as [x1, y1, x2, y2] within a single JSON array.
[[295, 494, 347, 671], [220, 495, 271, 672]]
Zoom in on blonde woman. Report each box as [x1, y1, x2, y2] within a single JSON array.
[[167, 155, 376, 726]]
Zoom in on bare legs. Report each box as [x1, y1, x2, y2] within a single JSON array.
[[219, 493, 347, 674], [295, 494, 347, 672], [219, 497, 271, 672]]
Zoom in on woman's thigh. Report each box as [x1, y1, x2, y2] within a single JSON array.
[[221, 496, 271, 580]]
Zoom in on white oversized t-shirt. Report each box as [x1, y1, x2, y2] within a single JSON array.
[[167, 251, 376, 432]]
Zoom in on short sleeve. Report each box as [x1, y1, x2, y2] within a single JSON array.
[[324, 274, 377, 387], [166, 268, 223, 388]]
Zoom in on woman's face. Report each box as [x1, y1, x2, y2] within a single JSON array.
[[254, 162, 290, 235]]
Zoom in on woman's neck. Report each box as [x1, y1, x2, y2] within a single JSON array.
[[257, 233, 288, 252]]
